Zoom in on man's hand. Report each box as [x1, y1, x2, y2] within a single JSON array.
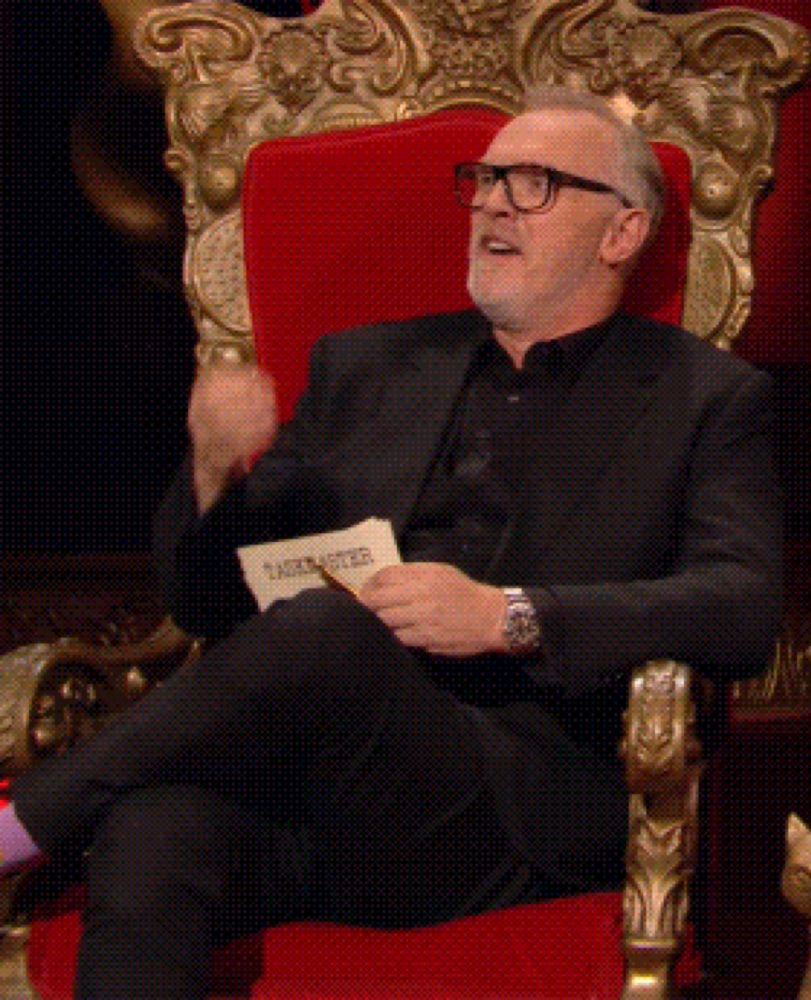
[[188, 364, 278, 514], [359, 563, 509, 657]]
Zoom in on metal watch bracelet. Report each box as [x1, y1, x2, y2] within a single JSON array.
[[502, 587, 542, 654]]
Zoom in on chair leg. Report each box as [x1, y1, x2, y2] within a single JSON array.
[[621, 660, 702, 1000], [783, 814, 811, 1000], [622, 789, 695, 1000]]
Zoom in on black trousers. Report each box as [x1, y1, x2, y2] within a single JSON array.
[[13, 589, 625, 999]]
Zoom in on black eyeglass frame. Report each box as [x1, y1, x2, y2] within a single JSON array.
[[454, 162, 633, 213]]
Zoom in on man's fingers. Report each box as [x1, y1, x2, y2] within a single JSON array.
[[389, 624, 456, 655], [372, 604, 421, 630], [190, 366, 276, 412], [361, 571, 412, 606], [187, 365, 279, 513], [189, 366, 278, 448], [360, 581, 405, 606], [388, 623, 433, 650], [362, 562, 441, 602], [365, 564, 418, 588]]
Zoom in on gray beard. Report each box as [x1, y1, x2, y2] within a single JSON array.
[[467, 275, 529, 334]]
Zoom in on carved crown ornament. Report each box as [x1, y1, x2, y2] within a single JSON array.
[[133, 0, 810, 364]]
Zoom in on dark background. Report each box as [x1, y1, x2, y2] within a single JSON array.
[[4, 1, 192, 552], [3, 1, 315, 554]]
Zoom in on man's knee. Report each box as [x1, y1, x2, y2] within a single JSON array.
[[195, 587, 387, 703], [272, 587, 420, 695], [194, 587, 427, 760], [269, 586, 380, 637], [244, 586, 408, 689]]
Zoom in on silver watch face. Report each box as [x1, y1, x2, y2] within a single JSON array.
[[503, 591, 540, 652]]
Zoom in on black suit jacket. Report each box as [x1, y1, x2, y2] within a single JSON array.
[[155, 310, 782, 699], [152, 309, 782, 890]]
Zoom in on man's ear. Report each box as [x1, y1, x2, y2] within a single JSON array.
[[599, 208, 651, 268]]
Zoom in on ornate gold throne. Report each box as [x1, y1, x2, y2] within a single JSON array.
[[1, 2, 809, 998]]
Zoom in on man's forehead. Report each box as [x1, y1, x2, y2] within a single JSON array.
[[484, 109, 616, 163]]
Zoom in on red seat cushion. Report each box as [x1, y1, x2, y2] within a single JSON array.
[[28, 888, 702, 999], [243, 110, 692, 422]]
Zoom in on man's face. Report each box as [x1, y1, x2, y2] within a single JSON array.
[[467, 110, 628, 335]]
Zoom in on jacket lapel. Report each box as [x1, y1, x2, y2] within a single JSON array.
[[357, 310, 490, 537], [494, 315, 674, 575]]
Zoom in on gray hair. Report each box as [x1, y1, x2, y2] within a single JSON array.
[[522, 85, 666, 240]]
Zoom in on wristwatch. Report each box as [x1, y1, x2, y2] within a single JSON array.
[[501, 587, 542, 654]]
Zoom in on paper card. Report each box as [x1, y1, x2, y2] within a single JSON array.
[[237, 518, 402, 610]]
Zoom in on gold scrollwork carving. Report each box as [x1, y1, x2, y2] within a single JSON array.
[[522, 1, 810, 350], [623, 660, 698, 790], [0, 645, 53, 775], [412, 0, 520, 79], [139, 8, 257, 86], [626, 804, 691, 934], [196, 151, 243, 209], [603, 17, 683, 106], [621, 660, 700, 998], [135, 2, 810, 363], [319, 0, 420, 98], [694, 160, 740, 219], [0, 621, 196, 777], [260, 25, 329, 111], [688, 11, 811, 92], [415, 0, 529, 38], [410, 0, 527, 108], [623, 799, 696, 998], [191, 211, 251, 335], [683, 234, 735, 344], [0, 923, 38, 1000], [734, 632, 811, 712], [0, 644, 107, 774]]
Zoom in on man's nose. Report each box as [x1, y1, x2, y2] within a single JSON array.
[[479, 177, 515, 215]]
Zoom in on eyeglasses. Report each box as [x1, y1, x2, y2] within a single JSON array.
[[454, 162, 633, 214]]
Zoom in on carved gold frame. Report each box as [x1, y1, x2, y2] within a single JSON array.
[[133, 0, 810, 367]]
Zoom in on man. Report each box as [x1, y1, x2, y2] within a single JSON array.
[[2, 88, 781, 998]]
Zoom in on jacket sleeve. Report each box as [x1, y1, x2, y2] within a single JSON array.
[[152, 338, 338, 639], [523, 368, 783, 696]]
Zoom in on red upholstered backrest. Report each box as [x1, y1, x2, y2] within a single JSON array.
[[243, 110, 692, 423]]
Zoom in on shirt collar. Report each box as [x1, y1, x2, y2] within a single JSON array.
[[472, 311, 619, 379]]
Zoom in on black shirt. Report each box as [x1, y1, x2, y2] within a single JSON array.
[[401, 318, 612, 581], [399, 317, 613, 705]]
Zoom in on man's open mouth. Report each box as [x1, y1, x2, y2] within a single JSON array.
[[481, 236, 521, 256]]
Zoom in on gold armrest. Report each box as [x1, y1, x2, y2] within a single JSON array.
[[621, 660, 704, 1000], [0, 618, 200, 778], [0, 619, 199, 994]]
